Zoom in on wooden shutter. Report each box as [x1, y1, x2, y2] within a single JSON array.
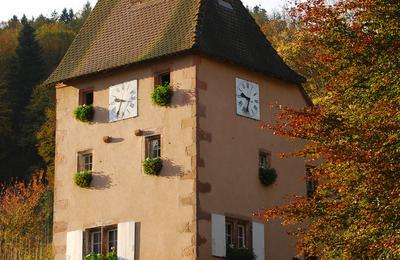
[[66, 230, 83, 260], [117, 221, 136, 260], [252, 222, 265, 260], [211, 214, 226, 257]]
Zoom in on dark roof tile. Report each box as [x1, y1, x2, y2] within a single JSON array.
[[46, 0, 305, 85]]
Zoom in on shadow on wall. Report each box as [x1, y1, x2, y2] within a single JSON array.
[[160, 159, 185, 178], [170, 84, 195, 108], [89, 106, 109, 124], [90, 172, 113, 190]]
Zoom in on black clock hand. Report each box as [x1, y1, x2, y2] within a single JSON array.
[[240, 93, 250, 100]]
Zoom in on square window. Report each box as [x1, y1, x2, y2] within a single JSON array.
[[80, 89, 94, 105], [145, 135, 161, 159], [259, 151, 271, 169], [225, 218, 251, 250], [78, 151, 93, 172], [85, 225, 118, 255], [155, 71, 170, 86]]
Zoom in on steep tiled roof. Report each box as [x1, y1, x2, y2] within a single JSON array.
[[46, 0, 305, 85]]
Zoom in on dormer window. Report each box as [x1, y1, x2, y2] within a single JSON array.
[[80, 89, 94, 105]]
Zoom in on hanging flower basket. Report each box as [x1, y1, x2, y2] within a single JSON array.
[[259, 167, 277, 186], [73, 171, 93, 188], [143, 157, 163, 176], [151, 84, 173, 106], [73, 104, 94, 122]]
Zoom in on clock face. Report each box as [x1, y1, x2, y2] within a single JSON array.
[[109, 80, 138, 122], [235, 78, 260, 120]]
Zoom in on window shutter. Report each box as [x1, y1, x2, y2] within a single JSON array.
[[117, 221, 136, 260], [211, 214, 226, 257], [66, 230, 83, 260], [252, 222, 265, 260]]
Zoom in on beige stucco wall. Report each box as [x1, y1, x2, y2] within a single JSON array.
[[53, 55, 198, 260], [196, 56, 308, 260]]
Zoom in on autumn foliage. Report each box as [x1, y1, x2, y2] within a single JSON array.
[[0, 171, 52, 258], [257, 0, 400, 258]]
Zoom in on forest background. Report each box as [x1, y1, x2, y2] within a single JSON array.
[[0, 0, 398, 258]]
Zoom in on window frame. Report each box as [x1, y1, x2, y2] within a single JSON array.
[[77, 150, 93, 172], [154, 70, 171, 86], [84, 225, 118, 255], [259, 150, 271, 169], [79, 88, 94, 106], [225, 217, 252, 250], [145, 135, 161, 159]]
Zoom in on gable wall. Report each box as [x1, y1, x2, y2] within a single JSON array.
[[196, 56, 308, 260], [53, 55, 198, 259]]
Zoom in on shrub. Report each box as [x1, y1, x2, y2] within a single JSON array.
[[143, 157, 163, 176], [226, 247, 256, 260], [259, 167, 277, 186], [73, 104, 94, 122], [73, 171, 93, 188], [151, 84, 173, 106]]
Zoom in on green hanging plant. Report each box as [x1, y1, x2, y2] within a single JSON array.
[[73, 104, 94, 122], [143, 157, 163, 176], [259, 167, 277, 186], [73, 171, 93, 188], [151, 83, 173, 106]]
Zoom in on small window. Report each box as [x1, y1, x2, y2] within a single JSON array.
[[155, 71, 170, 86], [91, 230, 101, 254], [85, 225, 117, 255], [108, 229, 118, 252], [306, 166, 318, 197], [259, 151, 271, 169], [80, 89, 94, 105], [145, 135, 161, 159], [225, 218, 251, 249], [78, 151, 93, 172]]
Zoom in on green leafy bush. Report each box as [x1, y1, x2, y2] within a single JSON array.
[[151, 84, 173, 106], [73, 171, 93, 188], [259, 167, 277, 186], [143, 157, 163, 176], [73, 104, 94, 122], [226, 247, 256, 260]]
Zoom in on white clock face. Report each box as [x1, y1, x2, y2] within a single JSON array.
[[235, 78, 260, 120], [109, 80, 138, 122]]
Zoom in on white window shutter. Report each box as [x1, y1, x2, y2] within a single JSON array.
[[252, 222, 265, 260], [117, 221, 136, 260], [211, 214, 226, 257], [66, 230, 83, 260]]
